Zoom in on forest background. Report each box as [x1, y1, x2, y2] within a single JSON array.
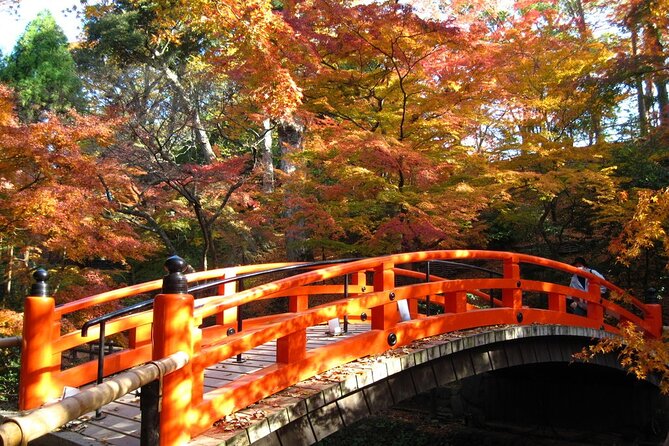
[[0, 0, 668, 395]]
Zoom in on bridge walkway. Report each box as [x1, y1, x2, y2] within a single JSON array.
[[56, 323, 371, 446], [54, 324, 630, 446]]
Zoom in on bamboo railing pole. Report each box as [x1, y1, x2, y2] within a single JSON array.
[[0, 337, 21, 349], [0, 351, 189, 446]]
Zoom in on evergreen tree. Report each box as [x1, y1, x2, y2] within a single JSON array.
[[1, 10, 84, 121]]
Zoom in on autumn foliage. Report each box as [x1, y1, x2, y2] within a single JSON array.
[[0, 0, 668, 394], [0, 83, 156, 311], [576, 322, 669, 394]]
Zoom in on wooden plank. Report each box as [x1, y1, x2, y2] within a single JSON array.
[[55, 324, 371, 446]]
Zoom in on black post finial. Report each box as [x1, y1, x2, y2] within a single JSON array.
[[30, 268, 49, 297], [162, 255, 188, 294]]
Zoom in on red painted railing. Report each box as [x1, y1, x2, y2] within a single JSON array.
[[19, 251, 663, 445]]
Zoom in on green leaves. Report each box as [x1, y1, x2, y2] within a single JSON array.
[[1, 11, 84, 122]]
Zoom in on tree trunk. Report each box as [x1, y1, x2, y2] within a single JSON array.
[[193, 202, 215, 271], [643, 22, 669, 128], [261, 118, 275, 193], [630, 27, 649, 136], [656, 79, 669, 128], [3, 244, 13, 306], [278, 119, 312, 261], [278, 120, 304, 174], [160, 63, 217, 164]]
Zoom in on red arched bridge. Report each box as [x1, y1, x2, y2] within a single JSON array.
[[1, 250, 664, 446]]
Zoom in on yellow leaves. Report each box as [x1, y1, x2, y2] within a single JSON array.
[[446, 80, 462, 92], [0, 309, 23, 337], [455, 182, 474, 193], [574, 322, 669, 394], [612, 188, 669, 266], [600, 165, 618, 176], [186, 55, 213, 74]]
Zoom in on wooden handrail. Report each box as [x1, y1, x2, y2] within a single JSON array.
[[0, 337, 20, 349]]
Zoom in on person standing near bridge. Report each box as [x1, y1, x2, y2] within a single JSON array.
[[568, 256, 606, 316]]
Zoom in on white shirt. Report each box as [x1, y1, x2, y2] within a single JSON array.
[[569, 266, 607, 309]]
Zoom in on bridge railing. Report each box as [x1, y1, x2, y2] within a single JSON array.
[[156, 251, 662, 443], [17, 250, 663, 446], [18, 261, 299, 409]]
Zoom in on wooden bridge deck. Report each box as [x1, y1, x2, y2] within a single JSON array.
[[55, 322, 371, 446]]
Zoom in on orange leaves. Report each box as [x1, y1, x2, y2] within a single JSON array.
[[265, 1, 502, 256], [55, 269, 124, 327], [169, 0, 304, 120], [0, 84, 155, 265], [0, 85, 17, 127]]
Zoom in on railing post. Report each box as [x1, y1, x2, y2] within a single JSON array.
[[129, 324, 152, 350], [216, 270, 238, 327], [93, 321, 107, 420], [276, 329, 307, 363], [586, 281, 604, 325], [151, 256, 194, 446], [548, 292, 567, 313], [643, 288, 663, 338], [343, 274, 349, 332], [425, 261, 431, 316], [140, 379, 160, 446], [350, 270, 367, 320], [280, 290, 308, 361], [371, 262, 398, 330], [502, 256, 522, 310], [289, 295, 308, 312], [350, 270, 367, 291], [19, 268, 60, 410], [444, 291, 467, 313]]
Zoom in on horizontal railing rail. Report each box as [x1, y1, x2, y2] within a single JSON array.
[[0, 337, 21, 349], [80, 258, 362, 336]]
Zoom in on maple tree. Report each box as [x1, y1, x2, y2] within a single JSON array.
[[73, 0, 288, 269], [0, 84, 156, 308], [1, 0, 666, 299], [263, 0, 498, 257], [69, 0, 667, 275], [0, 0, 662, 295]]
